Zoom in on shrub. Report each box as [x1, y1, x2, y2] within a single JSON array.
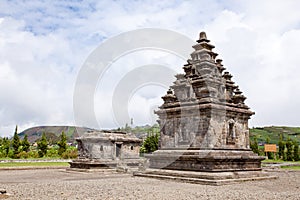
[[0, 151, 5, 158], [17, 151, 29, 159], [61, 147, 78, 159], [46, 147, 59, 158], [250, 136, 259, 154], [1, 137, 10, 157], [140, 133, 159, 154], [28, 150, 39, 158], [7, 149, 15, 159]]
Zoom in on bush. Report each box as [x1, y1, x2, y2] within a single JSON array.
[[250, 136, 259, 154], [0, 151, 5, 158], [17, 151, 29, 159], [28, 150, 39, 158], [1, 137, 10, 157], [140, 133, 159, 154], [7, 149, 15, 159], [46, 147, 59, 158], [61, 147, 78, 159]]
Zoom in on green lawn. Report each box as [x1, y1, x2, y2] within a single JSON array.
[[0, 162, 70, 168], [262, 159, 284, 163], [262, 159, 300, 164], [281, 165, 300, 170]]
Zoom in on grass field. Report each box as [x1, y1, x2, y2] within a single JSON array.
[[0, 162, 70, 168], [281, 165, 300, 170], [262, 159, 300, 164]]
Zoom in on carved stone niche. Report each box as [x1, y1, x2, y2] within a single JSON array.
[[226, 119, 236, 145]]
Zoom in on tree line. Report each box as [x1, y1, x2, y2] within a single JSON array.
[[0, 126, 77, 159], [250, 134, 299, 161]]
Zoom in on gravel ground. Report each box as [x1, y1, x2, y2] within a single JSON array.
[[0, 169, 299, 200]]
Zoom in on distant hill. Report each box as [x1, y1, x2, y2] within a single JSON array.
[[19, 126, 97, 144], [18, 125, 300, 145], [250, 126, 300, 145]]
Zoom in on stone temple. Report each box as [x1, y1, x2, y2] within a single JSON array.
[[134, 32, 276, 184], [70, 130, 141, 170]]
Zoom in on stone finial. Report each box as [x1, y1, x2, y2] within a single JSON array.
[[199, 32, 207, 40], [216, 59, 223, 64], [197, 31, 210, 43], [234, 88, 242, 95], [223, 71, 233, 80], [233, 87, 246, 104], [167, 88, 173, 94], [216, 59, 226, 73]]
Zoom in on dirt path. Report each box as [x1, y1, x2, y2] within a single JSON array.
[[0, 169, 299, 200]]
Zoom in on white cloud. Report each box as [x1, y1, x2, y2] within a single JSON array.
[[0, 0, 300, 136], [196, 1, 300, 128], [94, 50, 183, 129]]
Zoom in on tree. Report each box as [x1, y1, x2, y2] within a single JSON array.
[[12, 125, 20, 156], [37, 133, 48, 157], [278, 133, 285, 160], [22, 134, 30, 152], [124, 123, 131, 133], [57, 131, 67, 156], [140, 133, 159, 153], [285, 137, 293, 161], [293, 140, 299, 161], [1, 137, 10, 157], [250, 136, 259, 154]]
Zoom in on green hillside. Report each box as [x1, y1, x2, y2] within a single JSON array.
[[250, 126, 300, 145], [18, 125, 300, 146], [18, 126, 97, 144]]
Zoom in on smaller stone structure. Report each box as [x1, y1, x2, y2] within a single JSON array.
[[70, 130, 142, 170]]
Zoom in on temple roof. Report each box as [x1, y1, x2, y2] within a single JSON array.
[[77, 130, 142, 142], [159, 31, 254, 116]]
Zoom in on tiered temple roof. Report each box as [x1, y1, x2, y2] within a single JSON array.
[[159, 32, 251, 113]]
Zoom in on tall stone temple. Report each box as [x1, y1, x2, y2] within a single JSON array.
[[135, 32, 276, 184]]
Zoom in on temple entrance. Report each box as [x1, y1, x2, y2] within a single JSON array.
[[116, 143, 122, 158]]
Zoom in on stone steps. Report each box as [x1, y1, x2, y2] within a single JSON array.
[[134, 169, 277, 185]]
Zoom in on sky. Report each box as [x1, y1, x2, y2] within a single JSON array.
[[1, 0, 300, 136]]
